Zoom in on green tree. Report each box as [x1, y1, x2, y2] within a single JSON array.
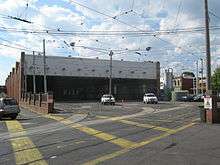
[[211, 68, 220, 91]]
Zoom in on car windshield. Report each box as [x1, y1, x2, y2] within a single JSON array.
[[146, 94, 155, 97], [3, 99, 18, 105], [103, 95, 113, 98]]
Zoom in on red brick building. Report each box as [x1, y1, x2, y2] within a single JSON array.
[[173, 72, 195, 94], [5, 61, 22, 102]]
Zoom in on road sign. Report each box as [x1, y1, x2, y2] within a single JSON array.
[[204, 96, 212, 109]]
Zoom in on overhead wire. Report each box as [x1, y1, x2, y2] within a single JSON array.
[[0, 25, 219, 36], [67, 0, 209, 59], [173, 0, 182, 30], [0, 36, 36, 51], [209, 10, 220, 20], [0, 1, 213, 62], [0, 41, 41, 53]]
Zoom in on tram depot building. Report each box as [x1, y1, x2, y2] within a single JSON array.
[[6, 52, 160, 101]]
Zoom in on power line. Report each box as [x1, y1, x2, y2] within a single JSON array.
[[0, 42, 41, 53], [173, 0, 183, 30], [0, 25, 219, 36], [209, 10, 220, 20], [67, 0, 211, 57], [68, 0, 146, 31], [0, 36, 33, 51]]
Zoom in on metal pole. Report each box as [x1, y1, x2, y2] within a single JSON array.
[[201, 58, 204, 94], [196, 61, 199, 95], [204, 0, 211, 93], [109, 51, 113, 96], [33, 51, 36, 94], [43, 39, 47, 93]]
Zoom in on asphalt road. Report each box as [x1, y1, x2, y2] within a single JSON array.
[[1, 101, 219, 165]]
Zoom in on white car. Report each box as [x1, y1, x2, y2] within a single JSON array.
[[143, 93, 158, 104], [101, 94, 115, 105]]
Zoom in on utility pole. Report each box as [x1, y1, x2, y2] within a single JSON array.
[[43, 39, 47, 93], [109, 50, 113, 96], [33, 51, 36, 94], [200, 58, 204, 94], [204, 0, 211, 93], [196, 61, 199, 95]]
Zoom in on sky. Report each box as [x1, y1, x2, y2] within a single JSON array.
[[0, 0, 220, 85]]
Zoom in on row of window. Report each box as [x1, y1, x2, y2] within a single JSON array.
[[30, 66, 148, 74], [174, 80, 181, 86]]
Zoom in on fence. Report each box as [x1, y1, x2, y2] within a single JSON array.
[[20, 92, 54, 114]]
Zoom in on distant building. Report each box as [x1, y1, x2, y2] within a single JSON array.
[[5, 52, 160, 101], [164, 68, 174, 90], [198, 77, 206, 94], [173, 72, 195, 94]]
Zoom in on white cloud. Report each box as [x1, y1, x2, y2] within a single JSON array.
[[1, 0, 220, 85], [0, 0, 38, 12]]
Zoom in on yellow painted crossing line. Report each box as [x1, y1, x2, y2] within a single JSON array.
[[6, 120, 48, 165], [83, 122, 196, 165], [45, 115, 137, 148], [97, 115, 176, 134]]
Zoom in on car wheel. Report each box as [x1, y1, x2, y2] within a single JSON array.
[[10, 114, 17, 120]]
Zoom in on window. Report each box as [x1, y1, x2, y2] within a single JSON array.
[[3, 99, 18, 105]]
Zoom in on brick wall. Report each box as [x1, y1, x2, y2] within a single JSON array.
[[19, 93, 54, 114], [5, 63, 20, 102]]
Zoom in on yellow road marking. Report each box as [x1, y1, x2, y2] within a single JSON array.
[[6, 120, 48, 165], [83, 122, 195, 165], [45, 115, 137, 148], [97, 115, 176, 134]]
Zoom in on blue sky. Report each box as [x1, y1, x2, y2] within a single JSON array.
[[0, 0, 220, 85]]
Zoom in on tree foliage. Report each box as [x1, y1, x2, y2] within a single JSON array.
[[212, 68, 220, 91]]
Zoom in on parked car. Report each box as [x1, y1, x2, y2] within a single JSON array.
[[101, 94, 115, 105], [143, 93, 158, 104], [0, 97, 20, 119], [180, 95, 195, 102], [193, 94, 205, 102]]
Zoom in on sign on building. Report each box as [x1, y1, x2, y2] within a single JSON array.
[[204, 96, 212, 109]]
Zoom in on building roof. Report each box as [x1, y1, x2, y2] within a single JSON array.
[[23, 54, 160, 80]]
